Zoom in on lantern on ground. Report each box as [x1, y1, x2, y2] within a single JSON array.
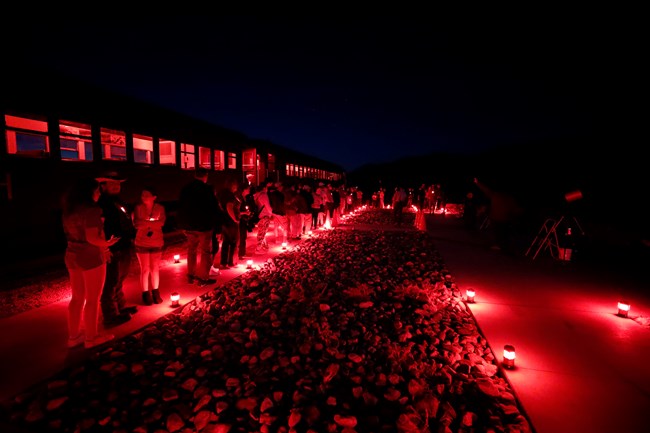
[[617, 301, 630, 318], [246, 259, 253, 269], [466, 288, 475, 303], [502, 345, 516, 369], [173, 254, 180, 264], [282, 242, 287, 250], [170, 292, 180, 308]]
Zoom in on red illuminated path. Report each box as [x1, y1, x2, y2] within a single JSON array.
[[424, 214, 650, 433]]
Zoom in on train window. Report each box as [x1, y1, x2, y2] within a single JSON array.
[[101, 128, 127, 161], [214, 150, 225, 171], [60, 120, 93, 161], [199, 146, 211, 169], [159, 138, 176, 165], [180, 142, 195, 169], [4, 114, 50, 157], [133, 134, 153, 164], [228, 152, 237, 169], [242, 150, 256, 170]]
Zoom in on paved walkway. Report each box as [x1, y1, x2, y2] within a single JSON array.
[[424, 213, 650, 433], [1, 212, 649, 433]]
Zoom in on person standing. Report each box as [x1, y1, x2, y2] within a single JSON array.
[[62, 177, 118, 349], [253, 182, 274, 253], [176, 168, 221, 287], [269, 182, 288, 243], [283, 183, 301, 239], [237, 184, 255, 260], [216, 178, 241, 268], [311, 183, 324, 229], [96, 171, 137, 329], [132, 186, 166, 305], [473, 177, 524, 253], [321, 183, 335, 227], [297, 184, 313, 236], [392, 186, 408, 224]]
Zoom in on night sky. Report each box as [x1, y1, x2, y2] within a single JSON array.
[[7, 16, 643, 172]]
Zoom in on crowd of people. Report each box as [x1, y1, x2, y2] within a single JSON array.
[[60, 167, 534, 351], [60, 169, 368, 350]]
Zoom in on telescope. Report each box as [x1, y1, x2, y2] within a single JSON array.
[[525, 189, 585, 261]]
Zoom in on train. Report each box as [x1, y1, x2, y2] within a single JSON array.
[[1, 64, 345, 269]]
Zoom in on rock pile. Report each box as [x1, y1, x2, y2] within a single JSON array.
[[2, 209, 531, 433]]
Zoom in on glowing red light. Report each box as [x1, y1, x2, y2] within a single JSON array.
[[617, 301, 630, 317], [173, 254, 180, 263], [503, 345, 516, 369], [466, 288, 475, 303], [170, 292, 180, 307]]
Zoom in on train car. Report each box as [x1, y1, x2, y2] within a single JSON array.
[[1, 65, 345, 270]]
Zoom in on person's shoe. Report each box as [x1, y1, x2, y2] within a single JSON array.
[[187, 275, 196, 284], [209, 266, 221, 276], [103, 312, 131, 329], [67, 332, 85, 348], [120, 305, 138, 315], [197, 278, 217, 287], [142, 291, 153, 306], [219, 264, 230, 270], [84, 333, 114, 349], [151, 289, 163, 304]]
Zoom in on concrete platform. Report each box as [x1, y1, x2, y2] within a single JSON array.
[[424, 213, 650, 433]]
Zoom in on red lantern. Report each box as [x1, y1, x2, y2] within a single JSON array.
[[617, 301, 630, 318], [246, 259, 253, 269], [466, 288, 475, 303], [503, 345, 516, 369], [173, 254, 180, 264], [170, 292, 180, 308]]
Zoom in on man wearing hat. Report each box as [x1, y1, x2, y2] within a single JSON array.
[[96, 171, 137, 328]]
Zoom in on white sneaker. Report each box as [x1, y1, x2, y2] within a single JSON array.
[[209, 266, 221, 276]]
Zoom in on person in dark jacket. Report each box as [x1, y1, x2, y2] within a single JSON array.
[[216, 178, 242, 269], [96, 171, 138, 328], [237, 185, 256, 259], [297, 184, 313, 235], [268, 182, 288, 244], [176, 168, 222, 287], [474, 177, 524, 253]]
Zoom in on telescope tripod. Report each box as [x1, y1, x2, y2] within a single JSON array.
[[525, 215, 584, 261]]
